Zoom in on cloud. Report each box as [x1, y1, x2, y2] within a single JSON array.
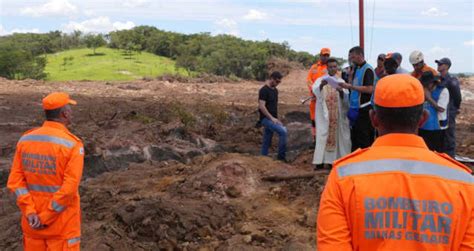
[[425, 46, 451, 63], [464, 40, 474, 46], [0, 25, 41, 35], [123, 0, 151, 8], [62, 17, 135, 33], [243, 9, 268, 21], [429, 46, 451, 55], [214, 18, 239, 36], [21, 0, 78, 17], [421, 7, 448, 17]]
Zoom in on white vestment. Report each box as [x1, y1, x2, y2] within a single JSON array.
[[312, 75, 351, 165]]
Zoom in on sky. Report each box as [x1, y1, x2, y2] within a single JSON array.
[[1, 0, 473, 73]]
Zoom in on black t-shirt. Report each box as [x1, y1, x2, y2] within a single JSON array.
[[258, 85, 278, 121], [351, 61, 374, 105]]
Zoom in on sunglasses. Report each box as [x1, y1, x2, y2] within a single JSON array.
[[378, 57, 385, 61]]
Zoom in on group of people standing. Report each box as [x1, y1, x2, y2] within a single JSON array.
[[257, 45, 462, 166], [257, 47, 472, 250]]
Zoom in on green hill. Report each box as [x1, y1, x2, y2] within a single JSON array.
[[45, 47, 189, 81]]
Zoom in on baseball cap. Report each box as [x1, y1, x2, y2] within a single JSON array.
[[42, 92, 77, 110], [384, 57, 399, 68], [409, 50, 424, 65], [320, 48, 331, 55], [435, 57, 452, 67], [374, 74, 424, 108], [390, 52, 402, 63]]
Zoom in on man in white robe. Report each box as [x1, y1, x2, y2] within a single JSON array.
[[312, 58, 351, 169]]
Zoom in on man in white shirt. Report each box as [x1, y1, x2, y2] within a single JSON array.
[[312, 58, 351, 169]]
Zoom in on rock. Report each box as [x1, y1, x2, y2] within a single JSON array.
[[286, 122, 313, 152], [251, 233, 268, 243], [195, 136, 218, 150], [284, 111, 310, 124], [238, 223, 260, 235], [225, 186, 241, 198], [161, 121, 188, 138], [243, 235, 252, 243], [83, 154, 108, 178], [83, 146, 147, 176], [144, 145, 185, 162]]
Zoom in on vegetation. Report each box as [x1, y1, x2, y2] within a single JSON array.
[[109, 26, 322, 80], [84, 34, 106, 55], [0, 26, 343, 81], [45, 47, 188, 81], [0, 31, 84, 80]]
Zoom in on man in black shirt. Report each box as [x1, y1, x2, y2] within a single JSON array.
[[339, 46, 376, 151], [258, 71, 287, 161]]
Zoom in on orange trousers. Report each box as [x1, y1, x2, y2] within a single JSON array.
[[24, 236, 80, 251], [310, 99, 316, 138]]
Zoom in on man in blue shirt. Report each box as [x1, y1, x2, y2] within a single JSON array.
[[339, 46, 376, 151]]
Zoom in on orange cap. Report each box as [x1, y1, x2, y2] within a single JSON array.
[[42, 92, 77, 110], [320, 48, 331, 55], [374, 74, 424, 108]]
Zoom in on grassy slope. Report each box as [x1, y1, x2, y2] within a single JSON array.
[[45, 47, 188, 81]]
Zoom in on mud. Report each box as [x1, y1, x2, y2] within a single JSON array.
[[0, 73, 472, 250]]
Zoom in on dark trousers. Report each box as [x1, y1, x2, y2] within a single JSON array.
[[444, 116, 456, 157], [350, 108, 375, 151], [419, 129, 446, 153]]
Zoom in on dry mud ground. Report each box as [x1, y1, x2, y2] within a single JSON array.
[[0, 72, 472, 250]]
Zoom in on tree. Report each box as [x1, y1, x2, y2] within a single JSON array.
[[123, 42, 141, 59], [0, 41, 47, 80], [84, 34, 106, 55]]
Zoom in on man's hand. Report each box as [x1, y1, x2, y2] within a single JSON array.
[[320, 80, 328, 91], [339, 82, 352, 90], [27, 213, 44, 229], [271, 118, 283, 126]]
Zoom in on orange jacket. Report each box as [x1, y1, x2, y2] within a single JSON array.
[[307, 61, 328, 94], [317, 133, 474, 251], [411, 64, 438, 79], [7, 121, 84, 241]]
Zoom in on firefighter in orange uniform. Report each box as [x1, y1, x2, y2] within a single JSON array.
[[306, 48, 331, 142], [317, 74, 474, 250], [7, 92, 84, 251]]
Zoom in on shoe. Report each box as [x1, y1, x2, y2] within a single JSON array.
[[314, 164, 324, 170]]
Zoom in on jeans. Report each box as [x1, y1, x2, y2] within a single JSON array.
[[260, 118, 287, 160]]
